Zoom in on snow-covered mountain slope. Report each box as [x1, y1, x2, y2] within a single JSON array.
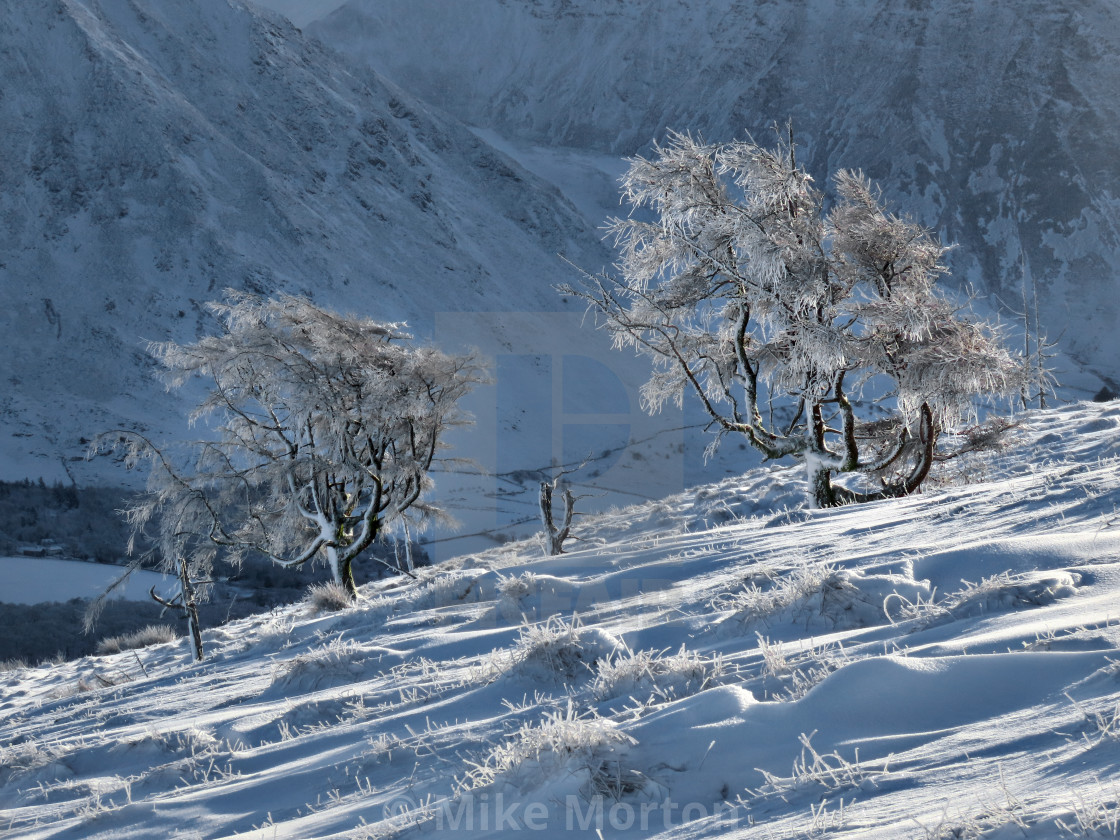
[[4, 400, 1120, 839], [0, 0, 615, 487], [249, 0, 347, 28], [303, 0, 1120, 382]]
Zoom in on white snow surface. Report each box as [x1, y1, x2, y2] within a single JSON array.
[[4, 401, 1120, 838]]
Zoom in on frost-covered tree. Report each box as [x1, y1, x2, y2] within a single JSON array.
[[563, 130, 1023, 507], [95, 291, 483, 618], [84, 436, 216, 661]]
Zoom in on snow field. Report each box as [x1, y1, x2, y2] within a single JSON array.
[[3, 402, 1120, 838]]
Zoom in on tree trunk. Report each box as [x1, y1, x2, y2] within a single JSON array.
[[901, 403, 936, 495], [179, 558, 203, 662], [806, 404, 837, 508], [807, 457, 836, 508], [540, 480, 574, 555], [338, 554, 359, 600], [325, 545, 359, 600], [831, 403, 936, 505]]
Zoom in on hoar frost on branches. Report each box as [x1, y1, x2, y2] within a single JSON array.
[[563, 129, 1025, 507], [91, 292, 483, 655]]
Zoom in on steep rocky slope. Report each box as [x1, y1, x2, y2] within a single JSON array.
[[0, 0, 608, 481], [306, 0, 1120, 380]]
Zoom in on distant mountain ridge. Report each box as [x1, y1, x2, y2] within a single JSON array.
[[0, 0, 608, 480], [306, 0, 1120, 381], [5, 0, 1116, 544]]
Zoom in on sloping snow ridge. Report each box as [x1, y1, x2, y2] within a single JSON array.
[[4, 400, 1120, 838]]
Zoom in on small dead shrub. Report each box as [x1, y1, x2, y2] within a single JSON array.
[[270, 638, 371, 692], [496, 571, 538, 621], [713, 563, 885, 633], [885, 571, 1080, 629], [1056, 782, 1120, 837], [96, 624, 177, 656], [509, 615, 620, 683], [749, 731, 891, 801], [592, 645, 723, 702], [460, 700, 642, 800], [753, 634, 851, 701], [307, 581, 354, 613]]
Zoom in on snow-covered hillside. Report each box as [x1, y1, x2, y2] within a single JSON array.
[[0, 0, 617, 490], [303, 0, 1120, 382], [4, 401, 1120, 838]]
